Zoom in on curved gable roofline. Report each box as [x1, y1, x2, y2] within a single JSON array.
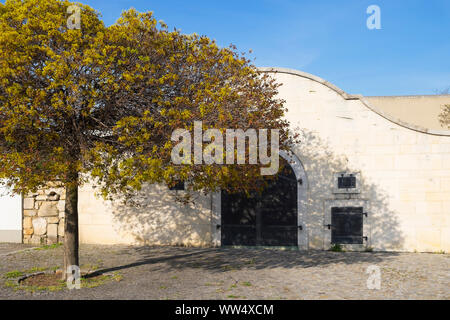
[[258, 67, 450, 136]]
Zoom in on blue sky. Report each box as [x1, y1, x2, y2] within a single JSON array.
[[17, 1, 450, 95]]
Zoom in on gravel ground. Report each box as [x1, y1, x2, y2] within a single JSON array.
[[0, 243, 448, 300], [0, 243, 36, 256]]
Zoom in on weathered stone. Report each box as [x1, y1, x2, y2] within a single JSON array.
[[47, 217, 59, 224], [46, 191, 60, 201], [47, 187, 65, 199], [47, 224, 58, 243], [58, 220, 65, 236], [35, 194, 47, 201], [34, 201, 41, 210], [24, 228, 34, 236], [30, 235, 43, 245], [38, 202, 58, 217], [23, 198, 35, 210], [24, 209, 37, 217], [57, 200, 66, 213], [23, 217, 32, 229], [32, 217, 47, 235], [46, 181, 63, 188]]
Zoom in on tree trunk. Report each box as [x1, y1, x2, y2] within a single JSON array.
[[63, 170, 79, 281]]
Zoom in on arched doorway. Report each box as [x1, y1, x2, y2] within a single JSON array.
[[221, 159, 298, 246]]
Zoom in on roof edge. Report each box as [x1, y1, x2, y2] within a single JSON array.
[[258, 67, 450, 136], [366, 94, 450, 98]]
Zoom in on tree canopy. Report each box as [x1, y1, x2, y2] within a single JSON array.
[[0, 0, 292, 199], [439, 105, 450, 129], [0, 0, 293, 279]]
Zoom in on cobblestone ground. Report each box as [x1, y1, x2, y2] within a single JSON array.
[[0, 243, 448, 300], [0, 243, 35, 256]]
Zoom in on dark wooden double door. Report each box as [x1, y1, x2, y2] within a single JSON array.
[[221, 164, 298, 246]]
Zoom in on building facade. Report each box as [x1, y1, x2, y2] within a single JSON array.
[[1, 67, 449, 252]]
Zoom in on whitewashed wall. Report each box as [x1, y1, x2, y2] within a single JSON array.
[[264, 68, 450, 252], [0, 185, 22, 243], [72, 67, 450, 253], [78, 183, 213, 246]]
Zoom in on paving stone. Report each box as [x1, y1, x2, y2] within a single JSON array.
[[0, 245, 448, 300]]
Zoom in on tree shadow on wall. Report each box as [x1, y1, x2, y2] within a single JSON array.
[[110, 184, 214, 247], [291, 130, 405, 251], [105, 129, 405, 273]]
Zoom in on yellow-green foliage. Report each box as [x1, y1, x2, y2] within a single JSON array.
[[0, 0, 292, 200], [439, 104, 450, 129]]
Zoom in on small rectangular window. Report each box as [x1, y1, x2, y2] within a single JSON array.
[[338, 176, 356, 189], [333, 172, 360, 194]]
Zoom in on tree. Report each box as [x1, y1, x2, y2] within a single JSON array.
[[0, 0, 292, 279], [439, 105, 450, 129], [437, 88, 450, 129]]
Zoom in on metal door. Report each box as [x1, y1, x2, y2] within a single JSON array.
[[221, 163, 298, 246]]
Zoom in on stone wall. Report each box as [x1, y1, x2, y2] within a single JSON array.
[[77, 183, 213, 246], [20, 68, 450, 252], [264, 68, 450, 252], [22, 186, 65, 245]]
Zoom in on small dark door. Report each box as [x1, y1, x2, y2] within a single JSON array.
[[221, 162, 298, 246], [331, 207, 363, 244]]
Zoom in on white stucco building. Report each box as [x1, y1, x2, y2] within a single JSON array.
[[2, 67, 450, 252]]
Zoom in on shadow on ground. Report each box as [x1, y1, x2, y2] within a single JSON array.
[[89, 246, 399, 277]]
